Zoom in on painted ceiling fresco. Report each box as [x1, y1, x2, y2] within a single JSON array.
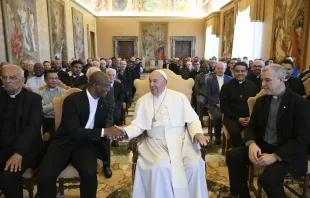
[[73, 0, 231, 17]]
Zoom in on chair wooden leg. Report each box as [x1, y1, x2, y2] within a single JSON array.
[[302, 174, 310, 198], [222, 133, 226, 155], [208, 118, 212, 141], [58, 178, 65, 196]]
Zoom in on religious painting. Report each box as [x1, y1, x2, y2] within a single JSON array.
[[94, 0, 111, 12], [72, 8, 85, 59], [47, 0, 67, 61], [272, 0, 309, 69], [141, 22, 168, 64], [113, 0, 128, 11], [142, 0, 165, 12], [1, 0, 39, 64], [175, 0, 191, 12], [222, 8, 234, 59]]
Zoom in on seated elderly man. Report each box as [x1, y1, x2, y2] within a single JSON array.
[[226, 64, 310, 198], [0, 65, 44, 197], [119, 70, 209, 198]]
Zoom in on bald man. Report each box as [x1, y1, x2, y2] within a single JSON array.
[[120, 70, 210, 198], [37, 72, 125, 198], [0, 65, 44, 197]]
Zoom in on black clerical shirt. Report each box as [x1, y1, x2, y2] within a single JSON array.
[[0, 93, 20, 147], [220, 79, 258, 120]]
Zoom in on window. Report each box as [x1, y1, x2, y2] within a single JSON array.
[[232, 6, 263, 60], [204, 25, 219, 59]]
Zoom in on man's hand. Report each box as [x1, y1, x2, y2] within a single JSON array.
[[248, 143, 261, 165], [105, 126, 125, 140], [239, 117, 250, 126], [194, 133, 210, 146], [216, 104, 220, 109], [256, 153, 277, 167], [115, 79, 121, 83], [5, 153, 22, 172]]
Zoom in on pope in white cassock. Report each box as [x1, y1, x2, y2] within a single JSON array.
[[121, 70, 209, 198]]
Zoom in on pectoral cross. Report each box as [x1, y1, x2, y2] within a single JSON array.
[[152, 117, 156, 123]]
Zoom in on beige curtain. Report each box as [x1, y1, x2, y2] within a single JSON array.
[[204, 12, 220, 36], [249, 0, 265, 21]]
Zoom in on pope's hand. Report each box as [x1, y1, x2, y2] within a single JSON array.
[[194, 133, 210, 146], [105, 126, 125, 140]]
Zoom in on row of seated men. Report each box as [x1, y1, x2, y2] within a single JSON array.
[[170, 56, 310, 197], [0, 64, 128, 197], [167, 56, 306, 145]]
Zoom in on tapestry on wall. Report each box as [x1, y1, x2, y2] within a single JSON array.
[[47, 0, 67, 61], [222, 8, 234, 59], [72, 8, 85, 60], [141, 22, 168, 64], [273, 0, 308, 68], [1, 0, 39, 64]]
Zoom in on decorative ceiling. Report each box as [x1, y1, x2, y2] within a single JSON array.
[[73, 0, 231, 17]]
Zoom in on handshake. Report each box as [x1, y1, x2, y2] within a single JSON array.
[[104, 125, 127, 141]]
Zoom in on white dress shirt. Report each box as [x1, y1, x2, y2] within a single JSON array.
[[26, 75, 46, 93], [85, 89, 105, 136], [216, 75, 224, 91]]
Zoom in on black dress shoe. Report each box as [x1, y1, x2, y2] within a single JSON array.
[[103, 166, 112, 178], [215, 138, 222, 145]]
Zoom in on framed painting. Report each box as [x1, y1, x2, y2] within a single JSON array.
[[72, 7, 85, 60], [1, 0, 39, 64], [271, 0, 309, 71], [140, 22, 168, 65], [222, 7, 235, 59], [47, 0, 67, 61]]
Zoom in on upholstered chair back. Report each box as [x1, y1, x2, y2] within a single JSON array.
[[247, 89, 266, 116], [53, 88, 82, 129], [134, 69, 194, 102]]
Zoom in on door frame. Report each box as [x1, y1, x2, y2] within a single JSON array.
[[170, 36, 196, 58], [113, 36, 138, 58]]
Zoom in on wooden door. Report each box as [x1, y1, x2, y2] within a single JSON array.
[[175, 41, 191, 59], [118, 41, 134, 59]]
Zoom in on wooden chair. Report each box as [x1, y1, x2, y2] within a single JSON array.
[[53, 88, 81, 196], [302, 73, 310, 82], [303, 78, 310, 96], [207, 112, 214, 141], [128, 69, 209, 182]]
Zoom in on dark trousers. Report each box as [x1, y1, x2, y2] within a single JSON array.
[[113, 106, 123, 126], [226, 142, 289, 198], [37, 142, 98, 198], [43, 118, 56, 135], [209, 106, 222, 138], [196, 95, 206, 125], [224, 117, 246, 147], [94, 139, 111, 167], [0, 141, 44, 198]]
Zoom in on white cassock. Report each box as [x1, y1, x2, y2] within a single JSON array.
[[124, 89, 208, 198]]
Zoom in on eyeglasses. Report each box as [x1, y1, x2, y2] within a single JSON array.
[[253, 65, 262, 68], [283, 68, 293, 71]]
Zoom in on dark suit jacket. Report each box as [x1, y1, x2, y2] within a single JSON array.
[[285, 77, 306, 96], [246, 72, 261, 92], [246, 89, 310, 176], [113, 81, 124, 110], [57, 70, 70, 86], [0, 88, 43, 156], [169, 63, 179, 75], [224, 68, 233, 77], [53, 90, 109, 145], [124, 68, 133, 90], [206, 75, 232, 107], [194, 73, 208, 98]]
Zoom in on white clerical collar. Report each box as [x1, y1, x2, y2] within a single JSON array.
[[238, 80, 245, 84], [216, 75, 223, 78], [49, 87, 57, 91], [111, 81, 114, 87], [86, 89, 100, 103], [285, 77, 290, 81], [9, 94, 16, 98]]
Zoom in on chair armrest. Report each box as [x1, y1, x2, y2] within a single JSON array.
[[127, 132, 147, 152]]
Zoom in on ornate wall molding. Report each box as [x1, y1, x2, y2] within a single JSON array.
[[170, 36, 196, 58], [112, 36, 138, 58]]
